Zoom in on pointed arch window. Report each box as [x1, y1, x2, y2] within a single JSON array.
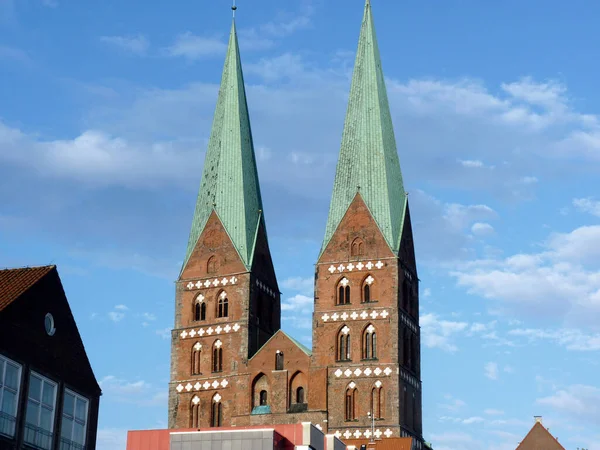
[[259, 390, 268, 406], [207, 255, 218, 274], [337, 325, 351, 361], [217, 291, 229, 318], [275, 351, 284, 370], [191, 342, 202, 375], [345, 383, 357, 421], [351, 238, 365, 257], [337, 278, 351, 305], [190, 396, 200, 428], [362, 324, 377, 360], [211, 393, 222, 427], [362, 275, 374, 303], [371, 382, 384, 419], [194, 295, 206, 322], [296, 386, 305, 404], [212, 340, 223, 373]]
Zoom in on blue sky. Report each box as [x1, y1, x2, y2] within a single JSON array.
[[1, 0, 600, 449]]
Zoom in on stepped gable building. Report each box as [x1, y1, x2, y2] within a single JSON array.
[[168, 0, 423, 447]]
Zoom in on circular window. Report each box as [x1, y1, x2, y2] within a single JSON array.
[[45, 313, 56, 336]]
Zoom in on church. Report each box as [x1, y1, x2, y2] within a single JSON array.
[[167, 0, 423, 447]]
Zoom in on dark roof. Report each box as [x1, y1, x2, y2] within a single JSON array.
[[516, 422, 565, 450], [343, 437, 413, 450], [0, 265, 55, 311]]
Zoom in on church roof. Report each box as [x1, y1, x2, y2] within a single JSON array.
[[250, 329, 312, 359], [183, 19, 264, 271], [516, 421, 565, 450], [0, 265, 55, 311], [321, 0, 406, 257]]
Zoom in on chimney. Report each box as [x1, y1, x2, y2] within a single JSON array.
[[534, 416, 542, 424]]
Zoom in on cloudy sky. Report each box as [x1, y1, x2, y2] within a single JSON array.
[[1, 0, 600, 449]]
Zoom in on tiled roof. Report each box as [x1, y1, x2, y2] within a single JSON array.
[[516, 422, 566, 450], [183, 18, 265, 272], [321, 0, 406, 257], [0, 265, 55, 311], [343, 437, 413, 450]]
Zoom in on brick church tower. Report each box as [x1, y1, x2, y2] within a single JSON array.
[[168, 18, 281, 429], [311, 0, 423, 443]]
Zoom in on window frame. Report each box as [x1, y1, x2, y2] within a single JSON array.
[[24, 371, 58, 450], [0, 354, 22, 438], [59, 388, 89, 448]]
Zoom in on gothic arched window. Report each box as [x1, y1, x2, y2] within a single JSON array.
[[211, 394, 222, 427], [212, 340, 223, 373], [207, 255, 218, 274], [351, 238, 365, 257], [296, 386, 305, 404], [362, 324, 377, 360], [337, 278, 351, 305], [217, 291, 229, 318], [191, 342, 202, 375], [275, 351, 284, 370], [194, 295, 206, 321], [362, 275, 374, 303], [190, 396, 200, 428], [371, 385, 384, 419], [345, 384, 356, 421], [337, 325, 351, 361]]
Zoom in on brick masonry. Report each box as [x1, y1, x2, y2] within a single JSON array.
[[169, 195, 422, 441]]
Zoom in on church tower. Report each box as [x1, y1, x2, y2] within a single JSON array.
[[311, 0, 423, 443], [168, 16, 280, 429]]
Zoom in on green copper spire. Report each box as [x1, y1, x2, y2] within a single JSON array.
[[183, 19, 263, 271], [320, 0, 406, 256]]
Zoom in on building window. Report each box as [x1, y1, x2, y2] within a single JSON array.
[[212, 340, 223, 373], [24, 372, 57, 450], [60, 389, 89, 448], [362, 324, 377, 360], [351, 238, 365, 257], [337, 278, 351, 305], [217, 292, 229, 318], [192, 343, 202, 375], [194, 295, 206, 322], [345, 385, 356, 421], [275, 351, 284, 370], [207, 255, 218, 274], [362, 275, 375, 303], [259, 390, 268, 406], [371, 385, 383, 419], [337, 326, 351, 361], [211, 394, 222, 427], [190, 396, 200, 428], [0, 355, 22, 438], [296, 387, 305, 404]]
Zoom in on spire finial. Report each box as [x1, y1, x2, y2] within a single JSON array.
[[232, 0, 237, 18]]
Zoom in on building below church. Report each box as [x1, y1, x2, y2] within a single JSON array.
[[166, 0, 424, 447]]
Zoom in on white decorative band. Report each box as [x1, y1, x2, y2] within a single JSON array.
[[186, 276, 238, 290], [327, 261, 384, 274], [255, 279, 276, 298], [333, 367, 393, 378], [334, 428, 394, 440], [321, 310, 389, 322], [176, 379, 229, 393], [180, 323, 240, 339]]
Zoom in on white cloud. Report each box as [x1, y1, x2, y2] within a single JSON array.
[[108, 311, 125, 322], [420, 313, 468, 352], [281, 294, 313, 314], [439, 394, 466, 412], [0, 45, 32, 65], [471, 222, 495, 237], [537, 384, 600, 424], [96, 428, 128, 450], [443, 204, 498, 232], [165, 33, 226, 60], [484, 362, 499, 380], [156, 328, 171, 340], [451, 224, 600, 328], [573, 197, 600, 217], [508, 328, 600, 351], [282, 276, 313, 296], [99, 375, 167, 406], [115, 304, 129, 311], [100, 35, 149, 55]]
